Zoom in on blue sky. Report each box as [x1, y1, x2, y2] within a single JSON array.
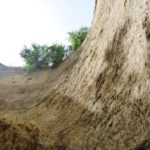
[[0, 0, 95, 66]]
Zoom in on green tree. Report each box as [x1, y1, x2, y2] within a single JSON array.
[[20, 43, 51, 72], [20, 43, 65, 72], [49, 44, 65, 67], [68, 27, 89, 51]]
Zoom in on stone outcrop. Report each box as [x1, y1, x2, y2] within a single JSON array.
[[36, 0, 150, 149]]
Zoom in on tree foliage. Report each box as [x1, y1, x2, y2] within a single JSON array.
[[68, 27, 89, 51], [49, 44, 65, 67], [20, 27, 89, 72], [20, 43, 65, 72]]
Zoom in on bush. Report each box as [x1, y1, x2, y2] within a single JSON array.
[[20, 27, 89, 72], [68, 27, 89, 51], [49, 44, 65, 67], [20, 43, 51, 72], [20, 43, 65, 72]]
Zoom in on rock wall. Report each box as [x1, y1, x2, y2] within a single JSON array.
[[40, 0, 150, 149]]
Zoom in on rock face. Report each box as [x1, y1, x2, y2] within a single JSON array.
[[34, 0, 149, 149], [1, 0, 150, 149]]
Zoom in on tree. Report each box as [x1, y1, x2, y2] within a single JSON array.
[[68, 27, 89, 51], [20, 43, 51, 72], [20, 43, 65, 72], [49, 44, 65, 67]]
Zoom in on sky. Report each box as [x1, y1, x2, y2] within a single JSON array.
[[0, 0, 95, 66]]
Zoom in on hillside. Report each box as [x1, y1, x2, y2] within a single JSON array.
[[0, 0, 150, 149], [0, 63, 8, 70], [0, 49, 81, 110]]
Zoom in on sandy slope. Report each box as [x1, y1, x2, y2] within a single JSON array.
[[0, 49, 81, 149], [0, 49, 80, 110]]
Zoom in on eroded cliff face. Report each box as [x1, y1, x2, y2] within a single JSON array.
[[0, 0, 150, 149], [62, 0, 150, 109], [35, 0, 150, 149]]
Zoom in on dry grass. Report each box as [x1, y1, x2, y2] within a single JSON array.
[[0, 118, 46, 150]]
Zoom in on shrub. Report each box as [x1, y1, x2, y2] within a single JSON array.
[[49, 44, 65, 67], [68, 27, 89, 51], [20, 43, 51, 72], [20, 43, 65, 72]]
